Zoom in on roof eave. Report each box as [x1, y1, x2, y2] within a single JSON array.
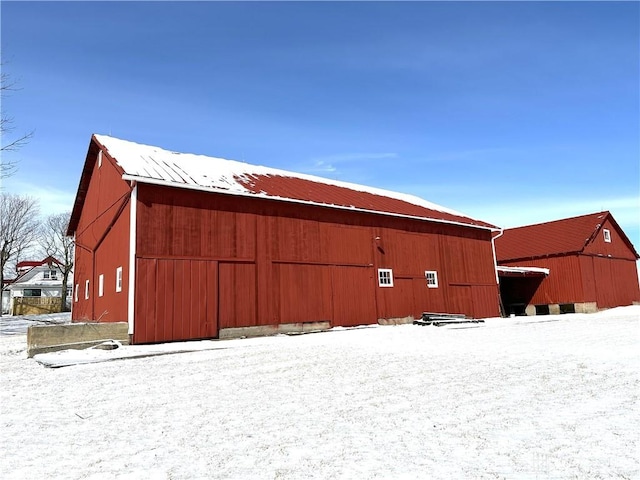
[[122, 174, 500, 232], [67, 135, 128, 236]]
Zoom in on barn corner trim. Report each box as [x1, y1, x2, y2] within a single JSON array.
[[127, 181, 137, 336]]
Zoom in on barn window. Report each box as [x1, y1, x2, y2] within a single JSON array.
[[603, 229, 611, 243], [425, 271, 439, 288], [116, 267, 123, 292], [74, 284, 79, 302], [98, 274, 104, 297], [378, 268, 394, 287], [85, 280, 90, 300], [98, 150, 103, 168]]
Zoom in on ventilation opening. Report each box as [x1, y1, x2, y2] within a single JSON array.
[[509, 304, 526, 316], [535, 305, 550, 316], [559, 303, 575, 314]]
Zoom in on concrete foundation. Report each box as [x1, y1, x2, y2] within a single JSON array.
[[548, 304, 561, 315], [574, 302, 598, 314], [27, 322, 129, 358], [219, 321, 331, 339], [377, 316, 415, 326], [525, 302, 599, 316]]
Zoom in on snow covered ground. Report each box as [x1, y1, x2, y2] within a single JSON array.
[[1, 307, 638, 479]]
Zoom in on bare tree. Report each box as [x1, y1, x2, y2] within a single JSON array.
[[0, 193, 40, 291], [1, 68, 34, 179], [40, 212, 74, 311]]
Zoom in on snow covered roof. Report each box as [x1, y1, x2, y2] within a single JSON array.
[[87, 135, 497, 230], [496, 266, 550, 277]]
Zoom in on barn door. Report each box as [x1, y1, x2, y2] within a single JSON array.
[[448, 285, 474, 318], [134, 258, 218, 344], [331, 266, 377, 327]]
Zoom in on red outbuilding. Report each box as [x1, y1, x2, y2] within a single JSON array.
[[67, 135, 501, 344], [495, 211, 640, 316]]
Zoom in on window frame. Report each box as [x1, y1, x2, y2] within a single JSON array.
[[603, 229, 611, 243], [378, 268, 394, 287], [23, 288, 42, 297], [98, 274, 104, 297], [85, 280, 90, 300], [425, 270, 439, 288], [74, 283, 79, 302], [43, 269, 58, 280], [116, 266, 123, 293]]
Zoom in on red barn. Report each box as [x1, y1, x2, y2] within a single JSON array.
[[495, 211, 640, 315], [67, 135, 501, 344]]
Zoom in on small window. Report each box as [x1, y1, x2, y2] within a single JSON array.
[[116, 267, 123, 293], [98, 150, 103, 168], [98, 274, 104, 297], [425, 271, 439, 288], [75, 284, 79, 302], [603, 229, 611, 243], [23, 288, 42, 297], [43, 270, 58, 280], [85, 280, 90, 300], [378, 268, 394, 287]]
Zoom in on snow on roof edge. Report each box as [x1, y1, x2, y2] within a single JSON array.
[[123, 174, 498, 231], [496, 266, 550, 275], [95, 134, 495, 229]]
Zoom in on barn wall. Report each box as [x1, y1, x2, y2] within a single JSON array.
[[132, 184, 499, 342], [583, 218, 638, 260], [579, 255, 640, 308], [92, 203, 130, 323], [72, 145, 131, 323], [500, 256, 586, 306]]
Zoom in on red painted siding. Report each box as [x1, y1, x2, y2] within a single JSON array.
[[129, 183, 499, 341], [580, 255, 640, 308], [501, 254, 640, 308], [219, 262, 257, 329], [500, 256, 585, 305], [134, 258, 218, 343], [583, 218, 638, 260], [72, 143, 131, 324]]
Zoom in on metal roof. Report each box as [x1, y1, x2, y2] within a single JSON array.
[[495, 211, 639, 261], [72, 135, 497, 231]]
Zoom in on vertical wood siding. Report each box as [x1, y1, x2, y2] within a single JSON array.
[[219, 263, 257, 329], [72, 145, 131, 324], [128, 184, 499, 342], [502, 254, 640, 308], [134, 258, 218, 343], [583, 218, 639, 260], [500, 256, 585, 305], [581, 256, 640, 308]]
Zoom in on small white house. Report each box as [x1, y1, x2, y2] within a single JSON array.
[[1, 257, 73, 315]]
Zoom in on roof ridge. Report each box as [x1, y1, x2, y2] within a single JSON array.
[[86, 134, 496, 231]]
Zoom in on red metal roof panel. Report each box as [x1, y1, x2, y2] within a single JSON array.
[[495, 211, 609, 261]]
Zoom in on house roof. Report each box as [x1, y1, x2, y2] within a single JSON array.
[[16, 257, 61, 270], [495, 211, 640, 262], [68, 135, 498, 234], [4, 257, 68, 290]]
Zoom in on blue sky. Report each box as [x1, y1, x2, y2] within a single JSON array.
[[1, 1, 639, 250]]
